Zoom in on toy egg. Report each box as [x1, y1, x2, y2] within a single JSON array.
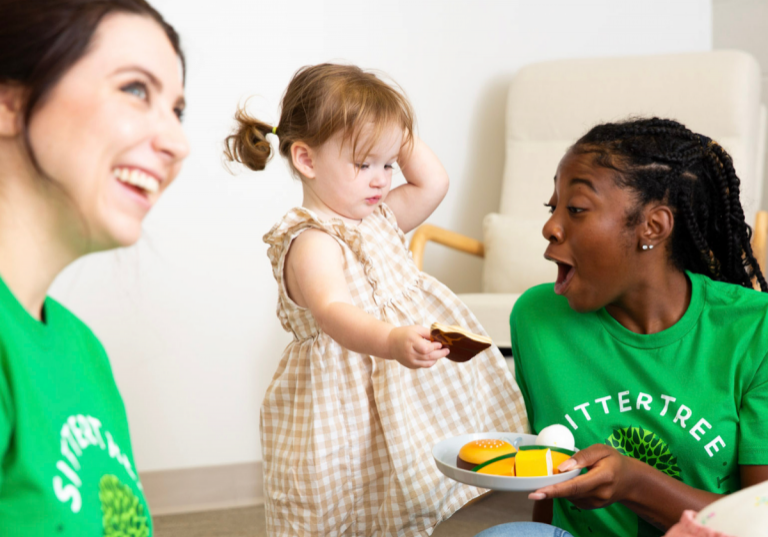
[[535, 424, 575, 451]]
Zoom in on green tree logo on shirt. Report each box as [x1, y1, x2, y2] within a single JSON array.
[[99, 475, 149, 537], [605, 426, 682, 480]]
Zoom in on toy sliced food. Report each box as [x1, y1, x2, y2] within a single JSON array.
[[430, 322, 492, 362], [457, 439, 516, 471], [475, 455, 516, 476], [517, 445, 576, 476], [515, 448, 554, 477]]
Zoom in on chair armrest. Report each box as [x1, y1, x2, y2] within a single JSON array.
[[753, 210, 768, 276], [409, 224, 484, 271]]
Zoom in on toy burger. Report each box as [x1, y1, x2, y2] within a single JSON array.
[[457, 425, 577, 477]]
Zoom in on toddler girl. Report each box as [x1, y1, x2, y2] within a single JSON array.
[[224, 63, 527, 536]]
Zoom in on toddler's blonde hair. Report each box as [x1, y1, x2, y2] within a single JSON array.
[[224, 63, 415, 177]]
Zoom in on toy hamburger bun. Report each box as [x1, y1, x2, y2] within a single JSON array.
[[456, 439, 516, 471], [430, 322, 492, 362]]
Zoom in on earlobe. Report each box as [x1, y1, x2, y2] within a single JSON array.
[[644, 205, 675, 246], [0, 85, 24, 137], [291, 142, 315, 180]]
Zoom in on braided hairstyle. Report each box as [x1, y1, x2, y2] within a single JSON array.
[[573, 117, 767, 292]]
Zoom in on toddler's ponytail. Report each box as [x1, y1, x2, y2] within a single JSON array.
[[224, 108, 275, 172]]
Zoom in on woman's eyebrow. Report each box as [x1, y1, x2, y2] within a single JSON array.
[[113, 65, 163, 91], [569, 177, 598, 193]]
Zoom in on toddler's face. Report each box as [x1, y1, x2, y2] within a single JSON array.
[[542, 149, 641, 312], [306, 124, 403, 223]]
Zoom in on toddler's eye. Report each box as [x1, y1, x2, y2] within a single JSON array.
[[122, 81, 148, 101], [355, 163, 369, 170], [384, 164, 395, 170], [174, 106, 185, 121]]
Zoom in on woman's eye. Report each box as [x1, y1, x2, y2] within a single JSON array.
[[122, 81, 148, 101], [544, 203, 555, 214], [567, 206, 585, 214]]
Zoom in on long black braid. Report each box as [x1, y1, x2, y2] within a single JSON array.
[[573, 117, 767, 292]]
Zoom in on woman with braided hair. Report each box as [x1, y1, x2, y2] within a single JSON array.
[[476, 118, 768, 537]]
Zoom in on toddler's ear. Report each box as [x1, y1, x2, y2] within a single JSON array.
[[0, 84, 24, 138], [291, 142, 316, 180]]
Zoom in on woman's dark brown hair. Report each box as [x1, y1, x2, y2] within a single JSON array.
[[224, 63, 415, 178], [0, 0, 184, 171]]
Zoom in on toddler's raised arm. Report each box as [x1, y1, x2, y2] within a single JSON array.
[[385, 137, 450, 234], [286, 228, 449, 368]]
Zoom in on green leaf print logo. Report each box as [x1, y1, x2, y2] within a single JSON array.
[[605, 426, 682, 480], [99, 475, 149, 537]]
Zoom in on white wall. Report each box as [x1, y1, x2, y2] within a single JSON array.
[[50, 0, 712, 473], [713, 0, 768, 209]]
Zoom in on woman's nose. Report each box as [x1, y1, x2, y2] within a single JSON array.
[[542, 214, 564, 243], [153, 112, 190, 163]]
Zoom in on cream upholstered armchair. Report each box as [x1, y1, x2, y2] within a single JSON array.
[[410, 51, 768, 351]]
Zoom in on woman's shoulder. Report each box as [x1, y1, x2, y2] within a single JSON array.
[[46, 298, 109, 354], [697, 272, 768, 316]]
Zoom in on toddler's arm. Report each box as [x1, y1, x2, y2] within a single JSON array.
[[285, 229, 449, 368], [385, 136, 449, 234]]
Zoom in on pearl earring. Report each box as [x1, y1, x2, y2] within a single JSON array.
[[642, 244, 654, 251]]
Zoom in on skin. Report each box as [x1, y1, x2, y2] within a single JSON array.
[[0, 13, 189, 320], [528, 149, 768, 530], [284, 126, 451, 369]]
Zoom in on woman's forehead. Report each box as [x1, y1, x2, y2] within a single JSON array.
[[81, 13, 183, 91]]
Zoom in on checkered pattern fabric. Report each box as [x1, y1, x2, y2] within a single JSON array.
[[261, 204, 528, 536]]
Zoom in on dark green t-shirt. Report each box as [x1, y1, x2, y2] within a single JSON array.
[[511, 272, 768, 537], [0, 276, 151, 536]]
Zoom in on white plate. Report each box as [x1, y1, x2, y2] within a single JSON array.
[[432, 431, 580, 492]]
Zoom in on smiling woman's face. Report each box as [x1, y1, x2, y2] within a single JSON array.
[[26, 12, 189, 250], [542, 149, 643, 312]]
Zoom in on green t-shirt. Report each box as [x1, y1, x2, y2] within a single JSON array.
[[0, 276, 151, 536], [511, 271, 768, 537]]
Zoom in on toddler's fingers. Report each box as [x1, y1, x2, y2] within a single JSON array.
[[413, 325, 432, 339], [427, 348, 450, 361], [413, 339, 433, 355]]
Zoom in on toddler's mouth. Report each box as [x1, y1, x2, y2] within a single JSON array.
[[365, 196, 381, 205], [555, 262, 575, 295]]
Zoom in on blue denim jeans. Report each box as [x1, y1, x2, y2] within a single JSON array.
[[474, 522, 574, 537]]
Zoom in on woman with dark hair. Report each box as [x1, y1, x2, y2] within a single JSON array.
[[0, 1, 189, 534], [476, 118, 768, 537]]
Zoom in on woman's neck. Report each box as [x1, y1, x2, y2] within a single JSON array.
[[0, 176, 83, 321], [604, 268, 692, 335]]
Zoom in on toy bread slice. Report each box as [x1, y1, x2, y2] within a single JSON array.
[[430, 322, 493, 362]]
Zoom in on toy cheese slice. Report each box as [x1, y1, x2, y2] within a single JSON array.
[[515, 448, 554, 477]]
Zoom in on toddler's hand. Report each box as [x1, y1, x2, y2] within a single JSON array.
[[388, 325, 449, 369]]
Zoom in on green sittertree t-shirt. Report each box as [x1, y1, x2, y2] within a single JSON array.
[[0, 276, 151, 536], [511, 271, 768, 537]]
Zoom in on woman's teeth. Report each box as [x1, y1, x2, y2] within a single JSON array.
[[113, 168, 159, 193]]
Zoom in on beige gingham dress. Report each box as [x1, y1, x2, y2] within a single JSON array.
[[261, 204, 527, 536]]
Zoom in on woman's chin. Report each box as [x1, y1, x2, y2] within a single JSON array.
[[90, 221, 144, 251]]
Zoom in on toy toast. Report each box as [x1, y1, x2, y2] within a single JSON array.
[[430, 322, 492, 362]]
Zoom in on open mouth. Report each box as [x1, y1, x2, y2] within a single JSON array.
[[554, 262, 575, 295], [113, 167, 160, 196], [365, 196, 381, 204]]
